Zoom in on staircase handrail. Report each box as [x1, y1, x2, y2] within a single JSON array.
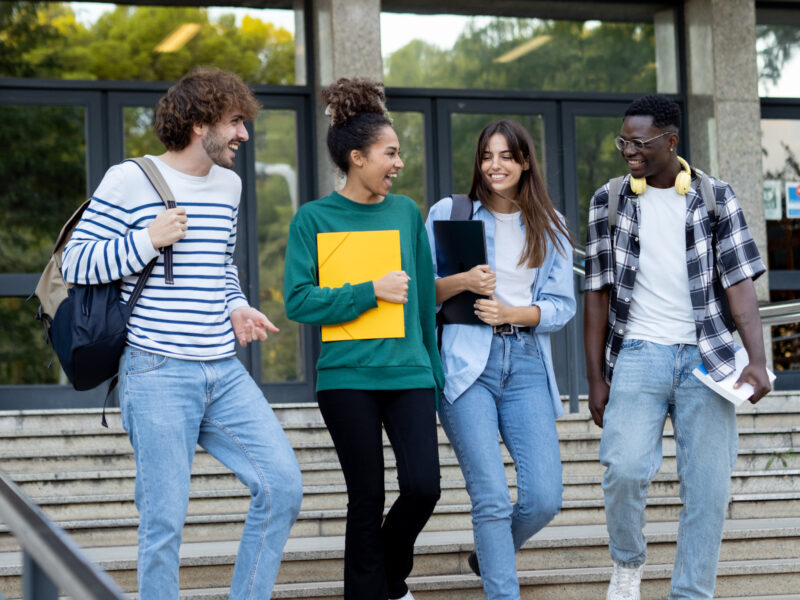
[[0, 471, 126, 599]]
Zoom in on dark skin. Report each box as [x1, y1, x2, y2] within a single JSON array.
[[585, 115, 772, 428]]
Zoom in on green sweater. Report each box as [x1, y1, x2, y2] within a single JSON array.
[[284, 191, 445, 393]]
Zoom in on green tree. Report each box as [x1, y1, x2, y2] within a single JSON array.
[[0, 2, 295, 83], [0, 2, 297, 385]]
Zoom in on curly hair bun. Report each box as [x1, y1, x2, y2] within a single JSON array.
[[321, 78, 388, 128]]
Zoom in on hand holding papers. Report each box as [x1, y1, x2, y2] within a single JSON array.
[[317, 230, 405, 342], [692, 346, 776, 406], [433, 220, 488, 325]]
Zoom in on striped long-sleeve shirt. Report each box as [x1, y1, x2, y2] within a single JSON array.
[[61, 156, 249, 361]]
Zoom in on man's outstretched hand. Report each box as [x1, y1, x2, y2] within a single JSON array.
[[231, 306, 279, 347]]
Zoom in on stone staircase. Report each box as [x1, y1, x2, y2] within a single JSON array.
[[0, 392, 798, 599]]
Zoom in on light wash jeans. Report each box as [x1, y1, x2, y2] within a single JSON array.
[[118, 347, 303, 600], [600, 340, 738, 600], [438, 332, 563, 600]]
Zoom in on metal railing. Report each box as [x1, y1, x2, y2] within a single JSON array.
[[0, 472, 126, 600]]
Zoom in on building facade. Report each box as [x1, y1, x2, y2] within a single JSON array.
[[1, 0, 798, 408]]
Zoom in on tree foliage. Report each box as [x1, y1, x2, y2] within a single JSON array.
[[0, 1, 295, 83], [385, 19, 656, 92]]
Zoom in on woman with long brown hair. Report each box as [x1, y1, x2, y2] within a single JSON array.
[[425, 118, 575, 599]]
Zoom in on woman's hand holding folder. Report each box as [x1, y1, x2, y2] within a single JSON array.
[[373, 270, 411, 304], [434, 264, 495, 304]]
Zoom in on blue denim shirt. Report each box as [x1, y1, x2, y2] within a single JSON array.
[[425, 196, 576, 419]]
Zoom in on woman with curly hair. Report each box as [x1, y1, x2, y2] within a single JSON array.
[[425, 119, 575, 599], [283, 78, 444, 600]]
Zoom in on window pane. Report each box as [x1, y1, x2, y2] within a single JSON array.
[[124, 107, 163, 157], [382, 11, 677, 93], [1, 1, 299, 84], [0, 104, 86, 273], [450, 113, 544, 197], [0, 297, 64, 384], [761, 118, 800, 373], [254, 109, 303, 383], [575, 116, 621, 245], [390, 111, 426, 215], [757, 23, 800, 98]]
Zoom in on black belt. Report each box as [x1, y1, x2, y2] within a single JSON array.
[[492, 324, 531, 335]]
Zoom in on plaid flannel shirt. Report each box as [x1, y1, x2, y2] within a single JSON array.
[[584, 173, 765, 383]]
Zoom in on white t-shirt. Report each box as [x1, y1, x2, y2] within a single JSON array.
[[491, 210, 536, 309], [624, 185, 697, 345]]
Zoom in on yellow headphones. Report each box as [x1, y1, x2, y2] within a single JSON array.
[[629, 155, 692, 196]]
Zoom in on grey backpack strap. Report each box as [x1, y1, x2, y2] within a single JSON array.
[[449, 194, 473, 220], [126, 157, 177, 285], [695, 169, 716, 220], [607, 176, 625, 233]]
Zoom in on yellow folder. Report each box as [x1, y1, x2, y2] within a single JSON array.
[[317, 230, 405, 342]]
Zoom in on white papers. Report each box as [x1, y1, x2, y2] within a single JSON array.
[[692, 347, 776, 406]]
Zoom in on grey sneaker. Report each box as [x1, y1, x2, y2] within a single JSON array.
[[606, 562, 643, 600]]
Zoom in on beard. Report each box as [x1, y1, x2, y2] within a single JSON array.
[[202, 127, 235, 169]]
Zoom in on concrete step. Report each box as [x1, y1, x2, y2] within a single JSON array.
[[0, 518, 797, 597], [2, 488, 799, 552], [2, 425, 797, 476], [2, 391, 799, 453], [9, 464, 800, 522], [2, 440, 796, 484]]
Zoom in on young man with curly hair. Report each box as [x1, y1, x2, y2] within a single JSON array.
[[61, 67, 302, 600], [583, 94, 771, 600]]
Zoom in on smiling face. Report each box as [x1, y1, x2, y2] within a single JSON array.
[[350, 125, 404, 198], [480, 132, 528, 201], [201, 109, 249, 169], [618, 115, 677, 184]]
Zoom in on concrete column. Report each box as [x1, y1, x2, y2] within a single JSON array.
[[312, 0, 383, 195], [684, 0, 772, 364]]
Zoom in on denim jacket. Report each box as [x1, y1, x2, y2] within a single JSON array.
[[425, 196, 576, 419]]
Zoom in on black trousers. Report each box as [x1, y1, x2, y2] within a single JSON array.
[[317, 388, 441, 600]]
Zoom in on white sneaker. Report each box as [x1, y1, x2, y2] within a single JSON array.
[[606, 562, 643, 600], [392, 592, 414, 600]]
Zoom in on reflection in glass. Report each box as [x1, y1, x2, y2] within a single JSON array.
[[254, 110, 303, 383], [1, 2, 296, 84], [0, 297, 64, 385], [382, 13, 671, 93], [575, 116, 622, 245], [0, 104, 86, 274], [450, 113, 544, 199], [761, 118, 800, 373], [123, 107, 163, 157], [389, 112, 426, 215], [757, 24, 800, 98]]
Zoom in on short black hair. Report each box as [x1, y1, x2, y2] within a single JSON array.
[[624, 94, 681, 131]]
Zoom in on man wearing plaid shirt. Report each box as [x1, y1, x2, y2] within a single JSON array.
[[583, 95, 772, 600]]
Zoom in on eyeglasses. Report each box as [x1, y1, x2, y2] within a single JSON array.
[[614, 131, 671, 152]]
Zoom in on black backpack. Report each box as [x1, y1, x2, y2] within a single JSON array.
[[34, 158, 175, 412]]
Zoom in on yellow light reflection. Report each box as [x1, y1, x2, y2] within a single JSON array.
[[493, 35, 552, 63], [155, 23, 202, 53]]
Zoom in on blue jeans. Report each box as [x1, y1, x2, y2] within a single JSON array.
[[438, 332, 563, 600], [600, 340, 738, 600], [118, 347, 303, 600]]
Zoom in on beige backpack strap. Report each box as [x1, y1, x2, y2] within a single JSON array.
[[126, 157, 177, 285]]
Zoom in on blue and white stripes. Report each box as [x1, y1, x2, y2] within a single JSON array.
[[61, 156, 249, 361]]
